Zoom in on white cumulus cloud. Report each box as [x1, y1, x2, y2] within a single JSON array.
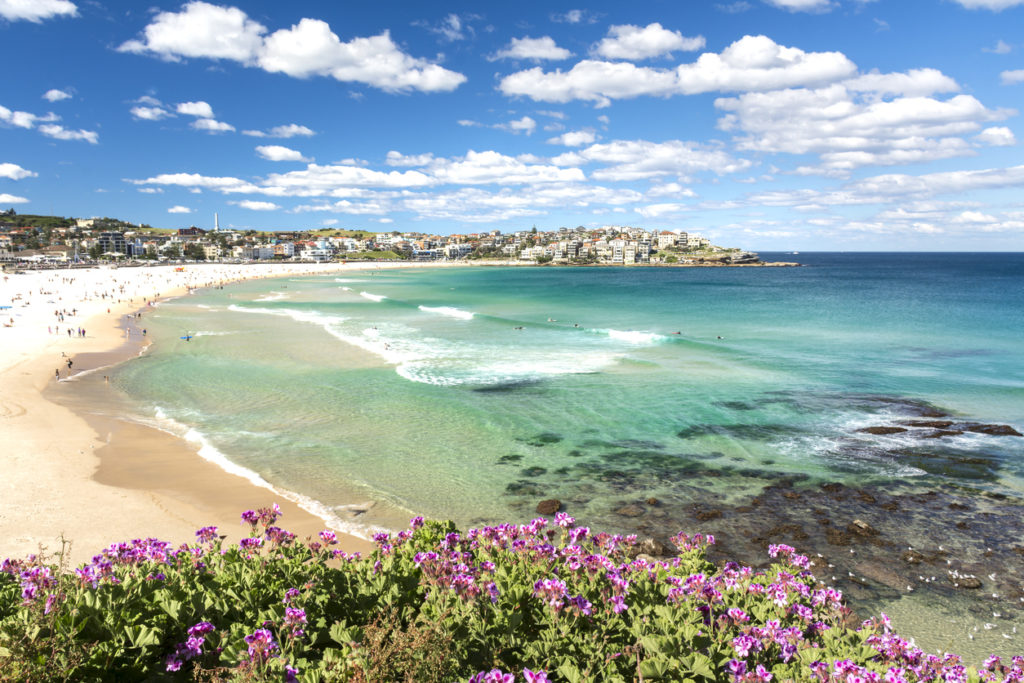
[[242, 123, 315, 138], [1001, 69, 1024, 85], [255, 145, 311, 162], [557, 139, 751, 180], [385, 151, 435, 167], [119, 2, 265, 62], [42, 89, 72, 102], [762, 0, 835, 11], [490, 36, 572, 61], [0, 104, 38, 128], [593, 23, 705, 60], [0, 0, 77, 23], [167, 205, 193, 213], [636, 203, 690, 218], [131, 105, 173, 121], [500, 35, 856, 106], [232, 199, 280, 210], [952, 0, 1024, 9], [119, 2, 465, 93], [546, 130, 597, 146], [38, 124, 98, 143], [975, 126, 1016, 146], [496, 116, 537, 135], [0, 162, 37, 180], [715, 69, 1012, 173], [191, 118, 235, 133], [0, 193, 29, 203], [176, 101, 215, 118]]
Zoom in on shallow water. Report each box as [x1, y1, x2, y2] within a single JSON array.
[[109, 254, 1024, 660]]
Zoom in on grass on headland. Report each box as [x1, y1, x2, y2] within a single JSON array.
[[1, 506, 1020, 682]]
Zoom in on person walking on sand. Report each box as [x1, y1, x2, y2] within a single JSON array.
[[55, 369, 60, 381]]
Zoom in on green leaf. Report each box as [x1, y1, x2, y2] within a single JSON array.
[[329, 622, 358, 646], [556, 661, 585, 683], [639, 658, 670, 679], [159, 598, 182, 620], [690, 653, 716, 680]]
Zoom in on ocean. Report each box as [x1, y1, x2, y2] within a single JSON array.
[[110, 253, 1024, 658]]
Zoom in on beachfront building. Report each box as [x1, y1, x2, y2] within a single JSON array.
[[412, 248, 441, 261], [519, 245, 547, 261], [657, 231, 678, 249], [444, 243, 473, 259], [303, 245, 334, 262], [97, 231, 128, 256]]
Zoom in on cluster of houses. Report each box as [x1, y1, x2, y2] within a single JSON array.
[[1, 215, 754, 267]]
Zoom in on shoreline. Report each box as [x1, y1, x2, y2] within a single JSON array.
[[0, 262, 451, 565]]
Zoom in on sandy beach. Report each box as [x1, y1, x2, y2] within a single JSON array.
[[0, 262, 444, 565]]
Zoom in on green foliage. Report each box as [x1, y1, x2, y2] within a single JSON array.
[[0, 214, 75, 230], [0, 514, 996, 682], [315, 229, 377, 240], [183, 243, 208, 261], [343, 250, 404, 260]]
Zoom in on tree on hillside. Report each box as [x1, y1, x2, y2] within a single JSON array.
[[183, 243, 207, 261]]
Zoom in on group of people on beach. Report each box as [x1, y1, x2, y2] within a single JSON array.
[[49, 326, 87, 337]]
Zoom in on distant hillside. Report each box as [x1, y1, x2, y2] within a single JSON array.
[[311, 228, 379, 239], [0, 211, 378, 237], [0, 212, 75, 230]]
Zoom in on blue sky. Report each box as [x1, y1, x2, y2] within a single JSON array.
[[1, 0, 1023, 250]]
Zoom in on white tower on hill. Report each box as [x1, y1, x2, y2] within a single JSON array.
[[214, 212, 220, 231]]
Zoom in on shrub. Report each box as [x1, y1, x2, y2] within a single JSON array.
[[1, 506, 1021, 682]]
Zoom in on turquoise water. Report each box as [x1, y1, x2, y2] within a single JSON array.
[[112, 254, 1024, 656]]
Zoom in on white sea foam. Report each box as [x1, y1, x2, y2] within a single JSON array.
[[192, 330, 236, 337], [142, 407, 386, 540], [229, 303, 619, 386], [600, 328, 666, 345], [341, 287, 353, 291], [418, 305, 474, 321], [227, 305, 351, 350], [396, 349, 621, 387], [228, 304, 346, 326], [360, 291, 386, 302], [254, 291, 289, 302], [334, 278, 364, 283], [64, 363, 117, 381]]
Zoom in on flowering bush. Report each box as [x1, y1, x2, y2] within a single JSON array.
[[0, 506, 1020, 681]]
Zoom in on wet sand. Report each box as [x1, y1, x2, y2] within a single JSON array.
[[0, 263, 443, 564]]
